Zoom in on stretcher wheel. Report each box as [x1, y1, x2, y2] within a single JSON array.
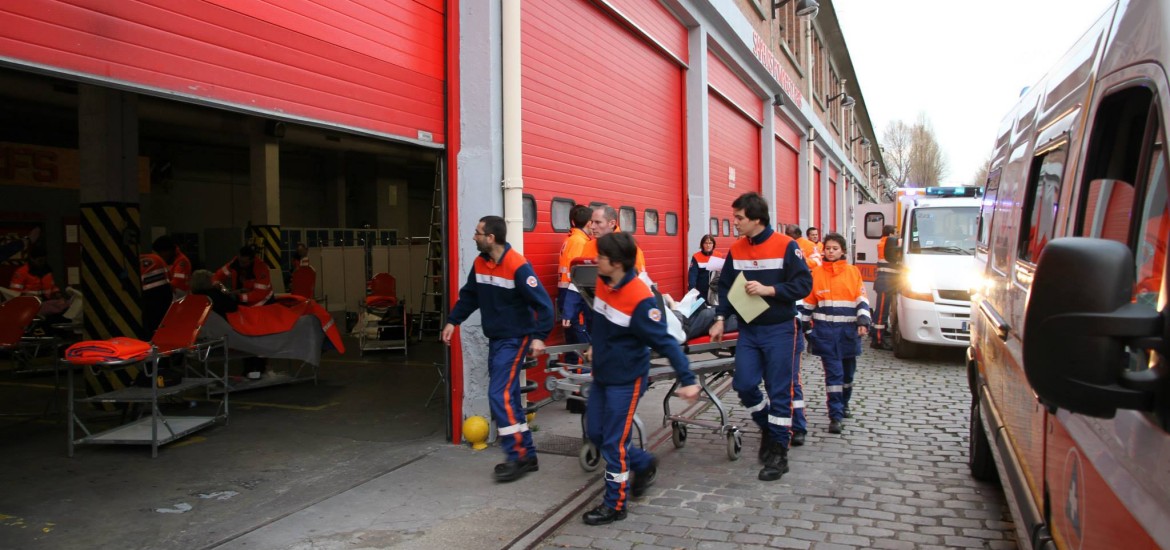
[[726, 429, 742, 461], [579, 441, 601, 472], [671, 422, 687, 449], [544, 377, 559, 392]]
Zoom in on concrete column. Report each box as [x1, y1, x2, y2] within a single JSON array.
[[250, 124, 280, 225], [761, 109, 776, 223], [686, 25, 710, 250], [78, 86, 144, 339]]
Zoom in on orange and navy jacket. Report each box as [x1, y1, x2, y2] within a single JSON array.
[[168, 250, 192, 295], [797, 237, 822, 268], [140, 253, 171, 292], [877, 235, 901, 274], [557, 227, 591, 289], [213, 256, 274, 306], [448, 243, 554, 340], [687, 249, 724, 295], [581, 234, 647, 273], [715, 226, 812, 325], [798, 259, 871, 330], [10, 264, 57, 299], [590, 269, 694, 387]]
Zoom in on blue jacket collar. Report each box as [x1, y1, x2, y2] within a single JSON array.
[[748, 225, 774, 245], [600, 269, 638, 291], [480, 242, 513, 264]]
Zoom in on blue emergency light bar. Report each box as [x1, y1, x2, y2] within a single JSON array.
[[923, 186, 982, 198]]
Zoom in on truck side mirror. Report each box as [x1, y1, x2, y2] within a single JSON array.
[[1023, 238, 1162, 418]]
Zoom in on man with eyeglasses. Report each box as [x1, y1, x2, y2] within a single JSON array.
[[442, 215, 554, 482]]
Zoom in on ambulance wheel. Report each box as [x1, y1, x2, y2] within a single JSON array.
[[726, 429, 742, 461], [890, 309, 919, 359], [969, 399, 999, 482], [671, 422, 687, 448], [579, 441, 601, 472]]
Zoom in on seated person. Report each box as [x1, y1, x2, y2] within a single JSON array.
[[190, 269, 239, 318]]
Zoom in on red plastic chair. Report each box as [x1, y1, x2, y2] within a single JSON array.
[[290, 266, 317, 299], [367, 273, 397, 299], [0, 296, 41, 350], [151, 295, 212, 355]]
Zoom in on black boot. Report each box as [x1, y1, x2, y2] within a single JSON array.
[[791, 431, 806, 446], [758, 430, 774, 463], [494, 456, 539, 482], [583, 504, 627, 525], [758, 443, 789, 481], [828, 419, 843, 434], [842, 406, 853, 419], [632, 456, 659, 497]]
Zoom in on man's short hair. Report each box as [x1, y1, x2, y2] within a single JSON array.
[[596, 232, 637, 272], [806, 226, 819, 235], [238, 245, 256, 258], [152, 235, 177, 254], [784, 224, 802, 239], [882, 224, 896, 237], [594, 205, 618, 223], [570, 205, 592, 229], [731, 193, 770, 226], [480, 215, 507, 243], [823, 232, 847, 252]]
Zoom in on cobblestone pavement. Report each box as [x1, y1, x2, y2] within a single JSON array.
[[536, 347, 1017, 550]]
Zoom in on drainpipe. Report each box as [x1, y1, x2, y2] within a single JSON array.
[[502, 0, 524, 254]]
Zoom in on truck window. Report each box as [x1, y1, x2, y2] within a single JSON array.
[[977, 168, 1000, 250], [1018, 144, 1068, 263], [1135, 135, 1167, 307], [908, 206, 978, 255], [864, 212, 884, 239], [1077, 87, 1155, 239]]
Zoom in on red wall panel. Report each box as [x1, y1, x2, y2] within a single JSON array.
[[828, 165, 839, 232], [707, 50, 761, 123], [709, 93, 761, 251], [0, 0, 445, 143], [775, 137, 799, 227], [603, 0, 687, 63], [522, 0, 686, 299]]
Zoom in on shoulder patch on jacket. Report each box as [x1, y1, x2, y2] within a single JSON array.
[[794, 247, 803, 259], [526, 275, 538, 288], [648, 308, 662, 322]]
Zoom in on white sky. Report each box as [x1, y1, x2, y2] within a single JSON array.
[[835, 0, 1114, 184]]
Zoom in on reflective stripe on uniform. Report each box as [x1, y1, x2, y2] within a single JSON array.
[[498, 422, 530, 436], [822, 299, 865, 308], [767, 415, 792, 426], [843, 383, 853, 389], [745, 399, 769, 413], [812, 313, 858, 323], [733, 258, 784, 270], [792, 400, 805, 409], [826, 385, 844, 392], [142, 279, 169, 291], [475, 273, 516, 289], [605, 470, 630, 483]]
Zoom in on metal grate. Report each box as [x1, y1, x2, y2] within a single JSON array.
[[534, 433, 584, 457]]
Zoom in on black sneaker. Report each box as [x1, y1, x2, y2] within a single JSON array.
[[493, 456, 539, 482], [842, 406, 853, 419], [791, 431, 806, 447], [828, 419, 843, 434], [583, 504, 627, 525], [632, 456, 659, 497], [758, 443, 789, 481], [758, 430, 774, 463]]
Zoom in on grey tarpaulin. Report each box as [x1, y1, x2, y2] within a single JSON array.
[[200, 314, 325, 366]]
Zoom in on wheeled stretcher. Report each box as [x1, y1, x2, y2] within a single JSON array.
[[532, 259, 744, 471]]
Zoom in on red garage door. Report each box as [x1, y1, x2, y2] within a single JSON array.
[[521, 0, 686, 295], [708, 52, 762, 251], [829, 166, 839, 232], [775, 114, 800, 227], [0, 0, 446, 143]]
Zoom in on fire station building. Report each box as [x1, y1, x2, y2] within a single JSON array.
[[0, 0, 882, 441]]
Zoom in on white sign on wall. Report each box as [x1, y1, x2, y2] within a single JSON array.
[[729, 166, 736, 188]]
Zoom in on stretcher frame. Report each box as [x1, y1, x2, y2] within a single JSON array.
[[198, 313, 325, 394]]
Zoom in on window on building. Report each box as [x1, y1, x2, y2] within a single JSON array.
[[551, 198, 574, 232], [709, 217, 719, 237], [776, 1, 800, 60], [522, 194, 537, 232], [813, 35, 826, 107], [619, 206, 636, 233], [644, 209, 659, 235], [1016, 144, 1067, 263], [665, 212, 679, 235], [722, 219, 731, 237]]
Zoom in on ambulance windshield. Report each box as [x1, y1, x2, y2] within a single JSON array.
[[908, 207, 978, 255]]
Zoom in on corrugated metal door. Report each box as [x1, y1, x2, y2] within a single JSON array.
[[521, 0, 686, 294], [775, 115, 800, 227], [708, 52, 761, 251], [0, 0, 446, 143]]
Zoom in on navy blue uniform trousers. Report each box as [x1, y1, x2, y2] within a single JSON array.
[[732, 320, 801, 447], [489, 337, 537, 462], [585, 377, 653, 511]]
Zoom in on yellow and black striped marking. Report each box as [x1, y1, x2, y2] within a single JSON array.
[[249, 225, 281, 269], [80, 202, 143, 407]]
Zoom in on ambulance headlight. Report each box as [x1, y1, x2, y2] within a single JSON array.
[[902, 268, 934, 302]]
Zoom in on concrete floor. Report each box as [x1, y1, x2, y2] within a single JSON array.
[[0, 339, 458, 550]]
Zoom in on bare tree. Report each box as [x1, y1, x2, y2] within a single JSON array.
[[908, 113, 948, 186], [972, 153, 993, 186], [881, 120, 912, 187]]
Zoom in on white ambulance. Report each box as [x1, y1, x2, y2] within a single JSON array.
[[853, 186, 981, 358]]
